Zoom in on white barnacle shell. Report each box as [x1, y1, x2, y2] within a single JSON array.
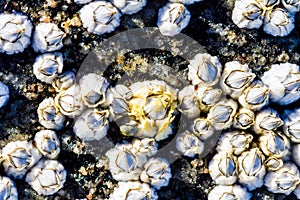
[[294, 184, 300, 199], [140, 158, 172, 189], [52, 71, 76, 92], [207, 185, 252, 200], [32, 22, 65, 53], [132, 138, 158, 157], [33, 53, 63, 84], [195, 86, 222, 112], [220, 61, 256, 99], [109, 181, 158, 200], [208, 152, 238, 185], [264, 162, 300, 195], [157, 3, 191, 37], [207, 98, 238, 130], [237, 148, 266, 191], [105, 143, 147, 181], [0, 81, 9, 108], [263, 8, 294, 37], [73, 108, 109, 141], [216, 131, 253, 155], [281, 0, 300, 13], [283, 108, 300, 143], [0, 12, 33, 55], [233, 108, 255, 130], [254, 108, 283, 134], [265, 156, 284, 171], [0, 176, 18, 200], [188, 53, 222, 87], [74, 0, 92, 4], [25, 159, 66, 196], [110, 0, 147, 15], [191, 118, 215, 140], [176, 131, 204, 158], [55, 84, 86, 118], [169, 0, 203, 5], [292, 144, 300, 167], [177, 85, 200, 119], [110, 84, 132, 120], [79, 1, 121, 35], [37, 97, 65, 130], [261, 62, 300, 105], [232, 0, 264, 29], [259, 131, 290, 159], [80, 73, 113, 108], [1, 140, 42, 179], [34, 130, 60, 159], [238, 80, 269, 111]]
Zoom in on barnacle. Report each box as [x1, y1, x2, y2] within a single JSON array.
[[254, 108, 283, 134], [110, 0, 147, 15], [195, 86, 222, 112], [110, 84, 132, 119], [283, 108, 300, 142], [176, 131, 204, 157], [281, 0, 300, 13], [34, 130, 61, 159], [52, 71, 76, 92], [0, 176, 18, 200], [132, 138, 158, 157], [233, 108, 255, 130], [0, 81, 9, 108], [177, 85, 200, 119], [207, 185, 252, 200], [265, 156, 284, 171], [191, 118, 215, 140]]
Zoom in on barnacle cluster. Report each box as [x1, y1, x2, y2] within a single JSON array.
[[232, 0, 300, 36]]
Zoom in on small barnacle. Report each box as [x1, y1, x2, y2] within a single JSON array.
[[105, 143, 147, 181], [176, 131, 204, 158], [110, 84, 132, 120], [237, 148, 266, 191], [233, 108, 255, 130], [73, 108, 110, 141], [0, 12, 33, 55], [157, 3, 191, 36], [191, 118, 215, 140], [195, 86, 222, 112], [33, 53, 63, 84], [79, 1, 121, 35], [259, 131, 290, 159], [281, 0, 300, 13], [110, 0, 147, 15], [55, 84, 86, 118], [265, 156, 283, 171], [283, 108, 300, 143], [109, 181, 158, 200], [140, 158, 172, 189], [232, 0, 264, 29], [25, 159, 66, 196], [264, 162, 300, 195], [132, 138, 158, 157], [207, 185, 252, 200], [207, 98, 238, 130], [253, 108, 283, 134], [0, 176, 18, 200], [188, 53, 222, 87], [52, 71, 76, 92], [208, 152, 238, 185], [177, 85, 200, 119], [216, 131, 253, 155], [74, 0, 92, 4], [1, 140, 42, 179], [79, 73, 113, 108], [0, 81, 9, 108], [220, 61, 256, 99], [32, 22, 66, 53], [261, 62, 300, 105], [169, 0, 203, 5], [34, 130, 60, 159], [263, 8, 295, 37], [238, 80, 270, 111]]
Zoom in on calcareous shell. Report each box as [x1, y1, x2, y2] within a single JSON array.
[[177, 85, 200, 119], [207, 185, 252, 200], [253, 108, 283, 134], [110, 0, 147, 15], [233, 108, 255, 130], [0, 81, 9, 108], [0, 176, 18, 200], [34, 130, 61, 159], [176, 131, 204, 157]]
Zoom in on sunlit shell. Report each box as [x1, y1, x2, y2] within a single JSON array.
[[0, 12, 33, 55], [263, 8, 294, 37], [79, 1, 121, 35], [0, 81, 9, 108], [265, 156, 283, 171], [208, 152, 238, 185], [157, 3, 191, 36], [283, 108, 300, 143], [207, 98, 238, 130], [140, 158, 172, 189], [52, 71, 76, 92], [220, 61, 256, 99], [292, 144, 300, 167], [264, 162, 300, 195], [169, 0, 203, 5], [132, 138, 158, 157], [237, 148, 266, 191], [110, 84, 132, 120], [188, 53, 222, 87], [110, 0, 147, 14], [109, 181, 158, 200], [176, 131, 204, 158], [253, 108, 283, 134], [195, 86, 222, 112], [0, 176, 18, 200], [233, 108, 255, 130], [216, 131, 253, 155], [1, 140, 42, 179], [32, 22, 65, 53], [207, 185, 252, 200], [177, 85, 200, 119], [25, 159, 66, 196], [34, 130, 60, 159], [232, 0, 264, 29], [281, 0, 300, 13], [191, 118, 215, 140]]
